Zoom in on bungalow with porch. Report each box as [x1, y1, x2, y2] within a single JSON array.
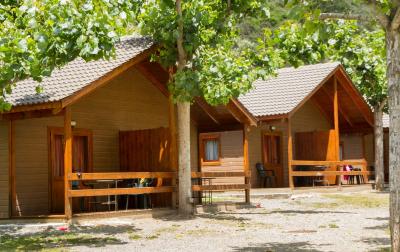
[[0, 37, 376, 219], [0, 36, 254, 219], [198, 62, 375, 188]]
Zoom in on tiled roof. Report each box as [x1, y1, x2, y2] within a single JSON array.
[[383, 113, 389, 128], [6, 36, 153, 106], [238, 62, 340, 117]]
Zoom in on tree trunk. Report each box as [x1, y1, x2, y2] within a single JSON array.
[[374, 107, 385, 191], [175, 0, 193, 215], [386, 29, 400, 251], [177, 101, 193, 214]]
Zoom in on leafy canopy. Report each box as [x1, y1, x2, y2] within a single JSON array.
[[242, 0, 387, 110], [139, 0, 279, 105], [0, 0, 140, 111]]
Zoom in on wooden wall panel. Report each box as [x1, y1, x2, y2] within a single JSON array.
[[248, 121, 288, 188], [384, 131, 389, 182], [191, 121, 199, 172], [15, 116, 63, 215], [364, 133, 375, 167], [119, 127, 172, 207], [12, 67, 169, 216], [0, 121, 9, 218], [295, 130, 337, 184], [201, 130, 245, 185], [291, 100, 331, 133], [295, 131, 336, 161], [248, 100, 331, 188], [340, 134, 364, 160], [71, 68, 169, 172]]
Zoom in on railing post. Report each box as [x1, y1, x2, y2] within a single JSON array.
[[287, 117, 294, 189], [243, 124, 250, 204], [64, 107, 72, 220]]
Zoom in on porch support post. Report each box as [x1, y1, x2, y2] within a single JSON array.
[[334, 77, 341, 188], [64, 107, 72, 219], [334, 76, 340, 159], [243, 124, 250, 203], [8, 120, 16, 217], [169, 95, 178, 208], [287, 117, 294, 189]]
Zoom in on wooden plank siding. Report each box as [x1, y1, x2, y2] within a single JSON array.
[[10, 66, 170, 216], [249, 100, 331, 188], [0, 121, 9, 218], [200, 130, 245, 185], [119, 128, 172, 207]]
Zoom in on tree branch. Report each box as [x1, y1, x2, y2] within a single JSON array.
[[379, 97, 388, 111], [320, 11, 389, 28], [319, 13, 369, 21], [391, 7, 400, 30]]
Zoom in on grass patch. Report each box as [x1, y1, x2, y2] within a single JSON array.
[[328, 223, 339, 228], [154, 224, 181, 234], [145, 234, 160, 240], [324, 194, 388, 208], [185, 228, 215, 236], [306, 194, 388, 209], [0, 232, 121, 251], [129, 234, 142, 240]]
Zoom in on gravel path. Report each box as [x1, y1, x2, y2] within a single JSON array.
[[0, 189, 390, 252]]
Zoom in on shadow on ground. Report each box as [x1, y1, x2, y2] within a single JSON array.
[[0, 225, 130, 250], [196, 213, 250, 221], [231, 241, 330, 252]]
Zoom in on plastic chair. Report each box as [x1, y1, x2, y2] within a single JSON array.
[[256, 163, 276, 187], [125, 178, 155, 210]]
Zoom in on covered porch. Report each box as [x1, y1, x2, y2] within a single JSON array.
[[4, 42, 182, 219], [288, 66, 374, 188]]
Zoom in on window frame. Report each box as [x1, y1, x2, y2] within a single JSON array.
[[199, 133, 221, 166]]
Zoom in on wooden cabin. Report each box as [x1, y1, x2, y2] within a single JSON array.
[[0, 36, 253, 219], [0, 37, 378, 219], [199, 62, 375, 188]]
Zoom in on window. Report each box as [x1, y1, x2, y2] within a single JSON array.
[[199, 133, 221, 166]]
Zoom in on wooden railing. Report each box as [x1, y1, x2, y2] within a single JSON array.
[[67, 171, 176, 198], [191, 171, 251, 192], [289, 159, 373, 188]]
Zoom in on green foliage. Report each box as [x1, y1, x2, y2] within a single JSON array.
[[327, 21, 387, 109], [139, 0, 275, 105], [0, 0, 140, 111], [248, 2, 388, 110]]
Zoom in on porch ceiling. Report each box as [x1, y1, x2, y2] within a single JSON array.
[[310, 70, 373, 133], [135, 60, 248, 132]]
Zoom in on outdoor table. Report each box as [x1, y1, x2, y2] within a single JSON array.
[[94, 179, 122, 211]]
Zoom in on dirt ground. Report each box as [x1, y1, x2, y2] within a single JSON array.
[[0, 188, 390, 252]]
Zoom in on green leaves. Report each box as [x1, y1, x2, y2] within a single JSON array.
[[140, 0, 274, 105], [0, 0, 141, 111]]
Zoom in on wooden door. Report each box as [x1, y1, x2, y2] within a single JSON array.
[[262, 132, 283, 187], [49, 128, 92, 214]]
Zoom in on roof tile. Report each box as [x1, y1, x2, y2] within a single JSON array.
[[238, 62, 340, 117], [6, 36, 153, 106]]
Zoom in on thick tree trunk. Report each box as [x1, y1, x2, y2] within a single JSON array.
[[374, 107, 385, 191], [175, 0, 193, 215], [177, 102, 193, 214], [386, 29, 400, 251]]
